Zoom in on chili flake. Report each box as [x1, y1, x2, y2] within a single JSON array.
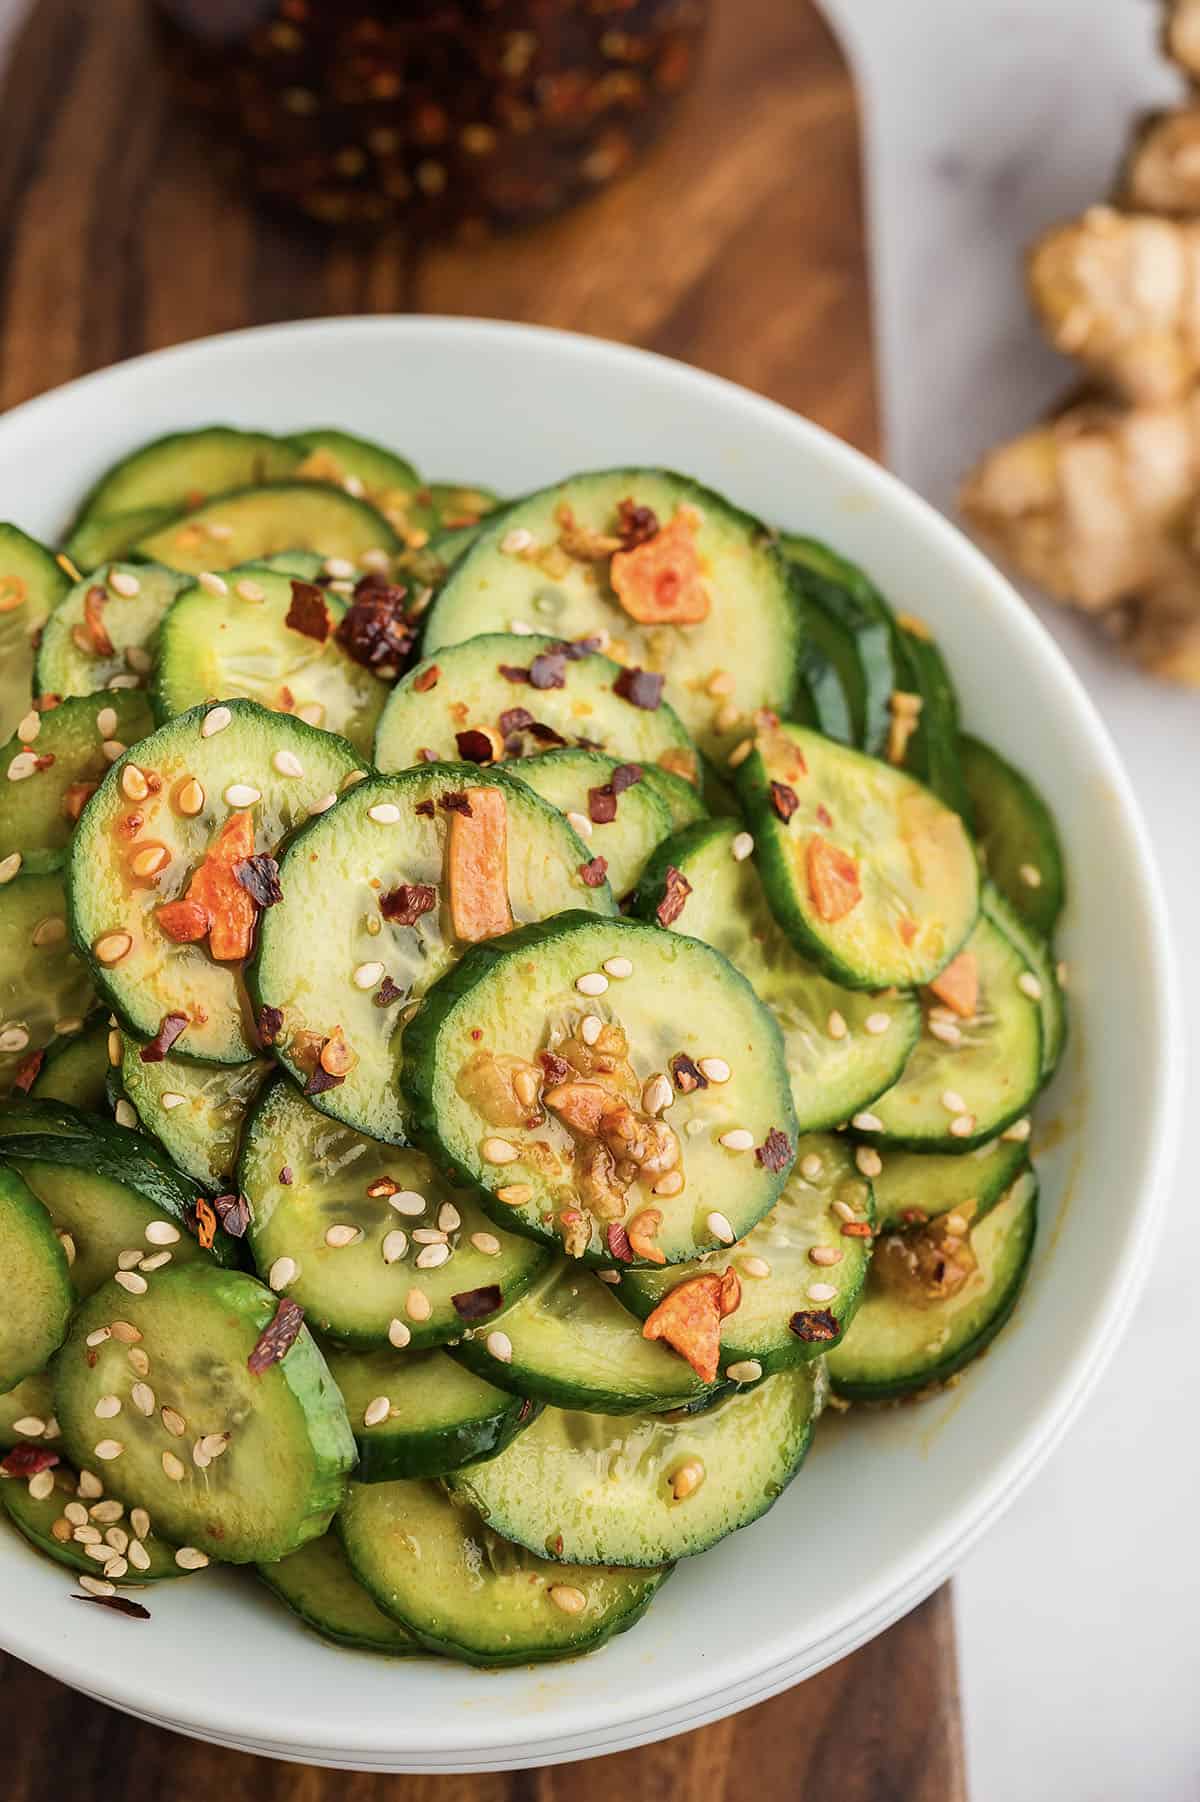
[[670, 1051, 707, 1093], [248, 1297, 305, 1374], [499, 705, 534, 736], [606, 1222, 633, 1263], [789, 1308, 839, 1343], [412, 664, 440, 693], [335, 582, 415, 673], [756, 1128, 792, 1173], [194, 1197, 218, 1249], [451, 1285, 503, 1321], [588, 784, 618, 825], [455, 728, 496, 764], [539, 1051, 571, 1086], [611, 763, 642, 795], [656, 865, 692, 927], [1, 1444, 59, 1477], [305, 1065, 344, 1096], [257, 1004, 284, 1045], [72, 1593, 151, 1620], [380, 883, 437, 926], [578, 855, 608, 888], [374, 975, 404, 1007], [526, 720, 566, 746], [82, 586, 113, 656], [12, 1049, 44, 1094], [613, 667, 664, 710], [529, 650, 567, 690], [770, 781, 799, 824], [234, 854, 283, 909], [498, 664, 530, 685], [140, 1012, 190, 1062], [617, 498, 660, 550], [414, 799, 436, 818], [439, 791, 473, 816], [284, 580, 332, 642], [212, 1192, 251, 1238]]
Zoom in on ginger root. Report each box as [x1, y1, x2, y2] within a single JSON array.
[[1165, 0, 1200, 77], [1122, 109, 1200, 216]]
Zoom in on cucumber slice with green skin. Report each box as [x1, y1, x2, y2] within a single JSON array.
[[871, 1135, 1029, 1230], [981, 881, 1066, 1079], [0, 1368, 56, 1448], [0, 1164, 73, 1389], [450, 1260, 717, 1414], [895, 627, 972, 821], [635, 821, 920, 1132], [153, 565, 392, 758], [239, 1080, 548, 1349], [793, 631, 854, 746], [639, 762, 708, 831], [71, 428, 303, 527], [0, 525, 71, 741], [63, 507, 179, 572], [398, 524, 481, 591], [618, 1135, 874, 1374], [132, 483, 400, 577], [256, 551, 325, 580], [511, 749, 672, 899], [961, 734, 1065, 938], [251, 763, 616, 1144], [323, 1344, 537, 1480], [292, 428, 420, 506], [422, 470, 800, 767], [424, 482, 501, 530], [452, 1364, 824, 1566], [0, 858, 95, 1095], [863, 916, 1042, 1151], [1, 1460, 191, 1581], [117, 1033, 270, 1192], [828, 1167, 1037, 1400], [28, 1011, 109, 1107], [0, 1097, 241, 1282], [258, 1529, 420, 1654], [55, 1263, 357, 1563], [35, 562, 190, 700], [0, 691, 154, 859], [403, 912, 798, 1267], [68, 699, 360, 1064], [779, 536, 896, 755], [339, 1478, 667, 1665], [374, 632, 699, 783], [736, 722, 979, 990]]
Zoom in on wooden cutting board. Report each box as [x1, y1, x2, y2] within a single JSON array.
[[0, 0, 965, 1794]]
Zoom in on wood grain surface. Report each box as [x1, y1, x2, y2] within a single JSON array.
[[0, 0, 963, 1793]]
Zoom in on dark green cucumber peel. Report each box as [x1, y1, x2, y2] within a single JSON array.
[[324, 1343, 539, 1480], [980, 881, 1066, 1079], [258, 1529, 421, 1655], [961, 735, 1065, 938], [778, 536, 896, 754], [0, 1164, 73, 1390], [1, 1461, 190, 1580]]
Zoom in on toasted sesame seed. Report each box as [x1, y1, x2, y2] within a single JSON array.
[[64, 1501, 88, 1527], [127, 1347, 150, 1376], [43, 1417, 60, 1441], [575, 971, 608, 996], [120, 764, 149, 802], [309, 792, 338, 818], [175, 1546, 209, 1570], [367, 802, 402, 826], [104, 1525, 129, 1553], [482, 1137, 519, 1165], [941, 1089, 967, 1115], [809, 1245, 843, 1267], [597, 1269, 621, 1284], [495, 1183, 532, 1206], [56, 1231, 76, 1266], [416, 1242, 451, 1270], [949, 1114, 976, 1139], [412, 1227, 447, 1245], [130, 1507, 150, 1540], [77, 1470, 104, 1499], [75, 1526, 103, 1546], [198, 570, 228, 596], [706, 1210, 735, 1244], [389, 1189, 427, 1216], [363, 1396, 391, 1428], [726, 1359, 763, 1383], [107, 675, 140, 690], [144, 1220, 180, 1247], [502, 527, 534, 554], [387, 1318, 411, 1348], [296, 701, 325, 728], [200, 1433, 229, 1460], [27, 1468, 55, 1501], [102, 1554, 129, 1579], [799, 1153, 824, 1181], [125, 647, 153, 675], [864, 1012, 891, 1035], [223, 782, 261, 808], [929, 1020, 963, 1047], [715, 702, 742, 732], [728, 737, 755, 769], [93, 1395, 121, 1420], [94, 1440, 123, 1460], [470, 1232, 501, 1256], [549, 1583, 587, 1615], [114, 1100, 139, 1130], [850, 1112, 882, 1133], [1002, 1117, 1032, 1143], [234, 578, 265, 603], [54, 1017, 84, 1038], [7, 751, 37, 781], [107, 569, 140, 598], [406, 1288, 432, 1322], [16, 710, 39, 743], [827, 1010, 848, 1040], [436, 1204, 461, 1235], [324, 1223, 361, 1248], [361, 547, 391, 573], [855, 1146, 882, 1178], [486, 1330, 513, 1363], [1018, 972, 1043, 1000], [698, 1057, 731, 1084], [51, 1516, 73, 1543], [741, 1255, 771, 1278], [0, 1025, 29, 1053], [95, 931, 133, 966], [268, 1256, 297, 1290], [669, 1459, 705, 1501], [718, 1128, 754, 1152], [1019, 863, 1042, 888], [94, 706, 119, 740], [90, 1500, 124, 1524], [127, 1540, 151, 1571], [101, 739, 125, 764], [271, 748, 305, 781], [158, 1093, 189, 1115], [161, 1451, 185, 1481], [13, 1415, 47, 1437], [642, 1073, 673, 1116], [566, 810, 593, 839], [322, 556, 356, 580], [104, 1028, 122, 1067], [114, 1268, 147, 1294], [351, 959, 385, 991], [118, 1249, 143, 1269], [79, 1575, 116, 1597], [109, 1320, 141, 1344], [806, 1282, 837, 1302], [0, 852, 21, 884], [653, 1170, 685, 1197], [201, 706, 232, 738], [161, 1407, 186, 1437]]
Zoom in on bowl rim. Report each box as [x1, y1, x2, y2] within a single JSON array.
[[0, 315, 1183, 1768]]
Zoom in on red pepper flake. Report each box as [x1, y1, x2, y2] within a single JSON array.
[[528, 650, 567, 690], [83, 585, 113, 656], [305, 1065, 345, 1096], [816, 803, 833, 828], [62, 781, 98, 823], [770, 781, 799, 824], [578, 856, 609, 888], [539, 1051, 571, 1086], [611, 763, 642, 796], [335, 583, 415, 674], [756, 1128, 793, 1173], [656, 865, 693, 927], [455, 728, 496, 764], [380, 883, 437, 926], [617, 498, 660, 550], [234, 854, 283, 908], [614, 667, 664, 711], [12, 1049, 44, 1094], [499, 705, 534, 736], [284, 580, 332, 643], [257, 1004, 284, 1046], [139, 1012, 189, 1063], [32, 754, 55, 773], [498, 664, 530, 685], [212, 1192, 251, 1238], [563, 636, 602, 660], [841, 1220, 874, 1239], [414, 799, 436, 818], [412, 664, 440, 693], [194, 1196, 217, 1250], [374, 975, 404, 1008], [670, 1051, 708, 1093], [789, 1308, 839, 1344], [606, 1222, 633, 1263], [279, 1166, 293, 1186], [248, 1297, 305, 1374], [72, 1593, 151, 1620], [34, 693, 61, 712], [588, 784, 618, 825], [1, 1444, 59, 1477], [451, 1284, 503, 1321], [526, 721, 566, 746], [901, 1207, 930, 1226], [438, 791, 473, 816]]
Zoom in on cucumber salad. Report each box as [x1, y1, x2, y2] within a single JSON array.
[[0, 427, 1067, 1664]]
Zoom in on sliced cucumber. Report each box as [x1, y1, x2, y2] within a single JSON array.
[[422, 470, 800, 765], [511, 749, 672, 898], [793, 630, 854, 746], [828, 1167, 1037, 1400], [339, 1478, 667, 1665], [403, 912, 798, 1265], [451, 1260, 716, 1413], [132, 483, 400, 576], [618, 1135, 873, 1372], [0, 1164, 73, 1389], [0, 1368, 57, 1448], [896, 626, 971, 821], [0, 525, 71, 741], [374, 632, 698, 783], [68, 699, 360, 1063], [0, 857, 95, 1095], [736, 722, 979, 989], [64, 506, 178, 572], [0, 691, 154, 859], [981, 881, 1066, 1078], [117, 1033, 270, 1191], [55, 1263, 356, 1563], [452, 1364, 824, 1566], [424, 482, 501, 530], [635, 821, 920, 1131], [29, 1011, 110, 1109], [323, 1344, 536, 1480], [240, 1079, 547, 1348], [1, 1460, 191, 1581], [153, 564, 392, 757], [871, 1136, 1029, 1230], [71, 427, 303, 526], [292, 428, 421, 539], [779, 535, 896, 755], [35, 563, 189, 699], [252, 763, 615, 1144], [865, 915, 1042, 1150], [258, 1529, 420, 1654], [639, 763, 708, 832], [962, 735, 1065, 938]]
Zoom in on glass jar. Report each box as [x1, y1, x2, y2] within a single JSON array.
[[151, 0, 709, 236]]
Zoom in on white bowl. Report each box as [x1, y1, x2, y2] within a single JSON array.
[[0, 318, 1180, 1772]]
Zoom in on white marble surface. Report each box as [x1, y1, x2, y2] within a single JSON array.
[[824, 3, 1200, 1798]]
